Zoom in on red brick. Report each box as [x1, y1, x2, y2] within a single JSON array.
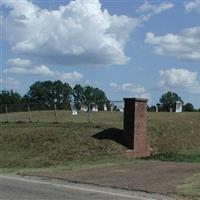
[[123, 98, 151, 158]]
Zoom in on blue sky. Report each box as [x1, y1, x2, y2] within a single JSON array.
[[1, 0, 200, 107]]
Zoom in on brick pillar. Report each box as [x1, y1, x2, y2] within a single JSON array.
[[123, 98, 150, 157]]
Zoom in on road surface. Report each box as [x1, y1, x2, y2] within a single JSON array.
[[0, 175, 174, 200]]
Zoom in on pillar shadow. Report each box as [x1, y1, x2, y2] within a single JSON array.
[[93, 128, 128, 148]]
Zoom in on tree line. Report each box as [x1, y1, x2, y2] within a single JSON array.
[[0, 80, 199, 112], [148, 91, 199, 112], [0, 80, 109, 112]]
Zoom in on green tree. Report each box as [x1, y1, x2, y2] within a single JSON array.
[[26, 81, 72, 108], [0, 90, 21, 104], [84, 86, 108, 102], [72, 85, 109, 110], [0, 90, 22, 113], [159, 91, 182, 112], [73, 84, 85, 102], [183, 103, 194, 112]]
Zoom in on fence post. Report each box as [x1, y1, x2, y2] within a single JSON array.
[[27, 104, 32, 122], [5, 104, 9, 123], [54, 104, 58, 123]]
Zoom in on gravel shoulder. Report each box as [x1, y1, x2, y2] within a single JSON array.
[[20, 161, 200, 197]]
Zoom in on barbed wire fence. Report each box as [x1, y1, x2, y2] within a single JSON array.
[[0, 101, 125, 125]]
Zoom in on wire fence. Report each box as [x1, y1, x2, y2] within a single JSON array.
[[0, 101, 125, 126]]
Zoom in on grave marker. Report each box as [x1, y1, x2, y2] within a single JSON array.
[[103, 103, 107, 111], [176, 101, 182, 113], [70, 103, 78, 115]]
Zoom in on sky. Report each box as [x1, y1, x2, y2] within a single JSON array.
[[1, 0, 200, 108]]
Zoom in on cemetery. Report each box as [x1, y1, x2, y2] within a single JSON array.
[[0, 95, 200, 199], [0, 88, 200, 199]]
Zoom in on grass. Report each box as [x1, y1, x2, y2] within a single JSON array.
[[177, 173, 200, 200], [147, 112, 200, 162], [0, 122, 127, 168], [0, 110, 124, 128], [0, 111, 200, 168], [0, 111, 200, 199]]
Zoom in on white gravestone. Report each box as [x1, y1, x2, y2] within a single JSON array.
[[70, 103, 78, 115], [103, 104, 107, 111], [176, 101, 182, 113], [83, 106, 88, 112], [80, 104, 88, 112], [91, 104, 98, 112], [80, 104, 85, 111], [110, 103, 114, 112], [91, 104, 96, 112], [95, 105, 98, 112], [155, 106, 158, 112], [119, 106, 124, 112]]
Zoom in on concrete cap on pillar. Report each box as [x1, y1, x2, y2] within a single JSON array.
[[124, 98, 148, 102]]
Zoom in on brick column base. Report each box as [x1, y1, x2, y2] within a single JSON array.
[[123, 98, 151, 158]]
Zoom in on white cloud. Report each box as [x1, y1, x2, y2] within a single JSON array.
[[31, 65, 55, 76], [109, 82, 150, 99], [185, 0, 200, 12], [109, 82, 118, 88], [7, 58, 31, 67], [57, 71, 83, 82], [2, 0, 138, 66], [4, 65, 54, 76], [145, 26, 200, 60], [0, 77, 20, 90], [4, 62, 83, 83], [158, 68, 200, 94], [137, 1, 174, 21]]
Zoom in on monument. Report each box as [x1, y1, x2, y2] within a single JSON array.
[[119, 106, 124, 112], [70, 103, 78, 115], [80, 104, 88, 112], [103, 103, 107, 111], [176, 101, 182, 113], [155, 105, 158, 112], [91, 104, 98, 112], [110, 103, 114, 112], [123, 98, 150, 157]]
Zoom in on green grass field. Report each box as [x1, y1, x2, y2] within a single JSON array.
[[0, 110, 124, 127], [0, 111, 200, 168], [0, 111, 200, 199], [177, 173, 200, 200]]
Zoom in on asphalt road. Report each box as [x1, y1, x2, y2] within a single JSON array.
[[0, 175, 174, 200]]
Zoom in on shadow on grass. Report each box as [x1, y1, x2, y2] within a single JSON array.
[[144, 153, 200, 163], [93, 128, 129, 148]]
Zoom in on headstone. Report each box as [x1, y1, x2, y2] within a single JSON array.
[[103, 103, 107, 111], [80, 104, 88, 112], [80, 104, 85, 111], [83, 106, 88, 112], [70, 103, 78, 115], [91, 104, 98, 112], [119, 106, 124, 112], [95, 104, 98, 112], [91, 104, 96, 112], [123, 98, 150, 157], [110, 103, 114, 112], [155, 106, 158, 112], [170, 107, 173, 112], [176, 101, 182, 113]]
